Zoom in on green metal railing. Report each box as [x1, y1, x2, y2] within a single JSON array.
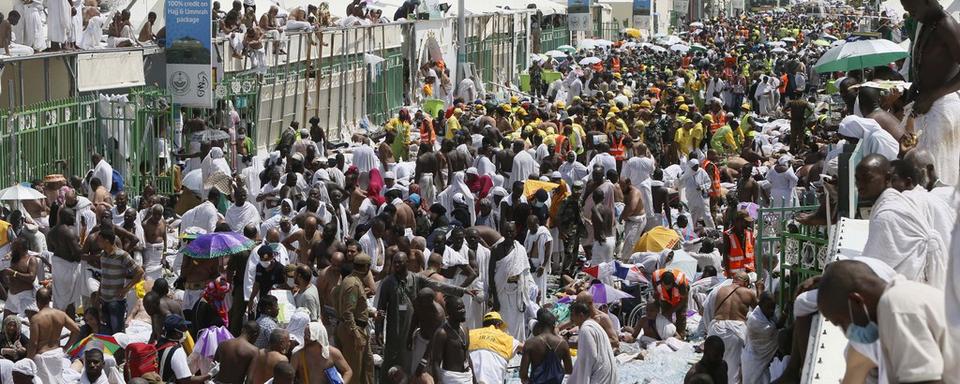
[[754, 204, 829, 315], [595, 22, 622, 40], [367, 48, 406, 126], [0, 87, 174, 194], [540, 26, 572, 52]]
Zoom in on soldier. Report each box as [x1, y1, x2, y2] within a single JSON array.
[[333, 253, 374, 384]]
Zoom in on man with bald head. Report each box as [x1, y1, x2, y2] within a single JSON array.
[[282, 215, 323, 267], [857, 154, 948, 288], [708, 271, 759, 384], [141, 204, 167, 281], [317, 251, 344, 327], [562, 291, 620, 351], [855, 85, 905, 142], [817, 260, 956, 383]]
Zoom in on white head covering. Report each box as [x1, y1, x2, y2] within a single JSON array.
[[210, 147, 224, 159], [687, 158, 700, 169], [777, 154, 792, 166], [838, 115, 881, 139], [466, 167, 479, 176], [12, 359, 37, 376], [287, 309, 311, 353], [307, 321, 331, 359]]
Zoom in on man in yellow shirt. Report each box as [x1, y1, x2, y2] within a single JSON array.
[[445, 108, 463, 140], [675, 117, 694, 156], [691, 114, 706, 151]]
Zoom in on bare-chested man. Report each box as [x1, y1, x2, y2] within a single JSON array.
[[213, 320, 260, 383], [619, 177, 644, 259], [590, 189, 615, 264], [422, 253, 447, 283], [291, 322, 353, 384], [407, 288, 445, 375], [2, 238, 39, 317], [141, 204, 167, 281], [47, 208, 84, 318], [708, 272, 761, 384], [143, 279, 185, 343], [394, 195, 416, 230], [415, 143, 446, 195], [736, 163, 762, 204], [282, 216, 323, 269], [444, 140, 472, 175], [429, 296, 474, 383], [903, 0, 960, 185], [519, 308, 573, 383], [560, 292, 620, 351], [181, 245, 222, 314], [247, 328, 291, 384], [27, 287, 81, 383]]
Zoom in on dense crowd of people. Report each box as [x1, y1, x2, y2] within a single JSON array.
[[0, 1, 959, 384]]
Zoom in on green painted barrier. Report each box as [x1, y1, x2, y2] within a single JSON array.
[[519, 70, 563, 92]]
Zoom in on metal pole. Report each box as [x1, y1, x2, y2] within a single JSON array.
[[8, 80, 15, 184], [457, 0, 465, 86]]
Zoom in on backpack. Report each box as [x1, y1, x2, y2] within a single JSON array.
[[125, 342, 160, 379], [110, 168, 124, 195], [158, 342, 183, 382]]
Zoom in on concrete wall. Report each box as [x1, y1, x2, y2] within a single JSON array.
[[0, 56, 75, 108]]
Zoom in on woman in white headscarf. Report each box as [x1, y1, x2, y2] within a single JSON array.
[[201, 147, 232, 197], [437, 171, 476, 225]]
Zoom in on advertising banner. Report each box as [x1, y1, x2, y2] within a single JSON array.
[[568, 0, 592, 32], [165, 0, 213, 108]]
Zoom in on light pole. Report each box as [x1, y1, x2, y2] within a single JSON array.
[[457, 0, 466, 84]]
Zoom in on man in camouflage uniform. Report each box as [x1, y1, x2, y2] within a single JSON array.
[[333, 253, 374, 384], [557, 180, 586, 276]]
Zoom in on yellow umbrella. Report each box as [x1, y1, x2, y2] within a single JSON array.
[[633, 226, 680, 252], [624, 28, 642, 38]]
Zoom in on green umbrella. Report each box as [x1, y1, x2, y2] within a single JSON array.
[[690, 43, 708, 52], [814, 39, 908, 73], [813, 39, 830, 47], [557, 45, 576, 54]]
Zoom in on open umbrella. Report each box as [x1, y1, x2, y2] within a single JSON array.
[[0, 184, 44, 201], [641, 42, 667, 53], [690, 22, 704, 28], [544, 50, 567, 58], [767, 41, 786, 47], [557, 45, 576, 54], [191, 128, 231, 143], [690, 43, 708, 52], [814, 39, 907, 73], [772, 47, 789, 54], [670, 43, 690, 53], [812, 39, 830, 46], [182, 232, 256, 259], [623, 28, 642, 38], [656, 35, 685, 46], [530, 53, 547, 63], [587, 280, 634, 304], [66, 334, 122, 358], [633, 226, 680, 253], [781, 37, 797, 43], [578, 57, 602, 65]]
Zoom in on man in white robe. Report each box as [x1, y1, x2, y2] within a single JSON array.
[[742, 295, 778, 384], [509, 144, 539, 187], [89, 153, 113, 196], [857, 155, 947, 288], [767, 155, 798, 208], [559, 152, 590, 187], [466, 228, 491, 330], [180, 191, 223, 235], [913, 91, 960, 186], [568, 303, 617, 384], [523, 217, 552, 303], [677, 159, 715, 228], [838, 115, 899, 161], [16, 0, 45, 51], [488, 223, 532, 341], [47, 0, 71, 49], [359, 219, 387, 275], [437, 172, 476, 225], [225, 188, 261, 232], [351, 141, 381, 174]]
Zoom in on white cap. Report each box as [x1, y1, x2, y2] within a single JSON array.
[[12, 359, 37, 376], [465, 167, 479, 176], [384, 171, 396, 180], [549, 171, 562, 179]]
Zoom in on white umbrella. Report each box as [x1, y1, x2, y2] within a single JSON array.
[[656, 35, 685, 46], [577, 39, 599, 50], [593, 39, 615, 47], [670, 43, 690, 53], [544, 50, 567, 58], [772, 47, 789, 54], [768, 41, 787, 47], [781, 37, 797, 43], [0, 184, 44, 201], [530, 53, 547, 63], [690, 21, 704, 27], [641, 42, 668, 53], [814, 38, 908, 73], [579, 57, 602, 65]]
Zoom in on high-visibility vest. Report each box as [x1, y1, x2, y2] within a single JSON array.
[[611, 57, 621, 72], [652, 268, 688, 306], [702, 159, 722, 198], [555, 135, 568, 155], [725, 229, 755, 276], [610, 136, 626, 161], [710, 112, 726, 134]]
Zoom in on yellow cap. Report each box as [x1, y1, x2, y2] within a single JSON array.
[[676, 96, 685, 103], [453, 108, 463, 115], [606, 112, 616, 119], [640, 100, 651, 108], [679, 104, 690, 112], [613, 72, 622, 79], [703, 114, 713, 121], [510, 96, 519, 103], [483, 312, 507, 329], [555, 101, 566, 109], [501, 104, 512, 113], [741, 103, 751, 110], [609, 106, 620, 114]]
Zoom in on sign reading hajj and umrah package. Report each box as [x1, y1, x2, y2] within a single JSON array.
[[165, 0, 213, 108]]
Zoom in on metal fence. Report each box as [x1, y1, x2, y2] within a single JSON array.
[[0, 87, 174, 194], [540, 26, 572, 52], [754, 204, 829, 314], [595, 21, 622, 40]]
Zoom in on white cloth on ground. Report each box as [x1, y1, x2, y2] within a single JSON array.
[[568, 319, 618, 384], [708, 319, 746, 384]]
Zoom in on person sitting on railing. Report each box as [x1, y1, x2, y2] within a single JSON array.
[[284, 8, 313, 33], [220, 11, 244, 59], [78, 8, 106, 50], [0, 11, 34, 57], [365, 7, 389, 25], [243, 24, 267, 75], [137, 12, 156, 44], [259, 6, 285, 55], [106, 10, 138, 48]]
